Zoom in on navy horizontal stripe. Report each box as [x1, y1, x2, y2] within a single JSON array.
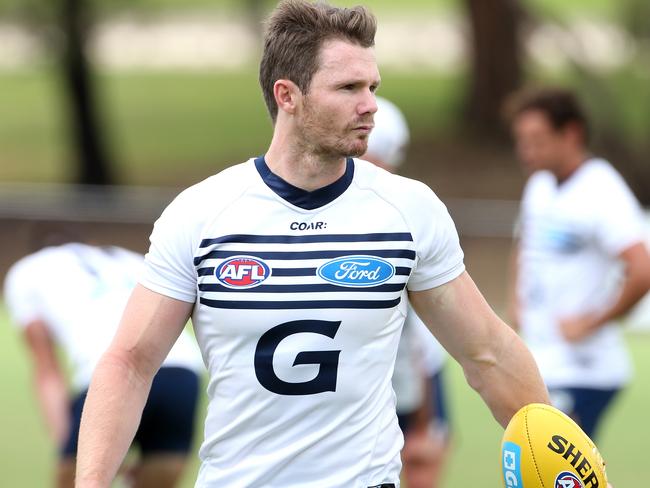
[[200, 232, 413, 248], [271, 268, 316, 277], [199, 297, 401, 310], [198, 266, 411, 278], [198, 283, 406, 293], [194, 249, 416, 266]]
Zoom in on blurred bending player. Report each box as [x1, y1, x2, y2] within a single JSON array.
[[505, 87, 650, 439], [3, 230, 203, 488], [365, 97, 452, 488]]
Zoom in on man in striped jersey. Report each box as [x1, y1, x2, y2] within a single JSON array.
[[76, 2, 549, 487]]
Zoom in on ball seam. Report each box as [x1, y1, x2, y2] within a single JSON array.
[[525, 407, 546, 487]]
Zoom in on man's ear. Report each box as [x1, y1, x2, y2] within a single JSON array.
[[274, 79, 301, 116]]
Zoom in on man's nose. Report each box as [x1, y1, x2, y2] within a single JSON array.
[[359, 90, 378, 115]]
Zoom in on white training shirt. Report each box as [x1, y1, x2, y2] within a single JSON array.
[[142, 157, 465, 488], [391, 304, 447, 414], [391, 305, 423, 414], [4, 243, 203, 390], [517, 158, 645, 389], [407, 304, 447, 376]]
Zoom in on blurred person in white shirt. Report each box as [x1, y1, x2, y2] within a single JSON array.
[[505, 87, 650, 440], [4, 229, 203, 488]]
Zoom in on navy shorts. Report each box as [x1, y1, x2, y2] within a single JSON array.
[[397, 369, 450, 436], [549, 386, 620, 440], [62, 366, 200, 458]]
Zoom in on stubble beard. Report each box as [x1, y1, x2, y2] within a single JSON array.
[[346, 135, 369, 158], [301, 121, 370, 160], [300, 100, 369, 159]]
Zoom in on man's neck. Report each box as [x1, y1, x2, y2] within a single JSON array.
[[265, 135, 348, 191], [554, 150, 590, 184]]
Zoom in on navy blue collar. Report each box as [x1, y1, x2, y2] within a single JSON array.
[[254, 156, 354, 210]]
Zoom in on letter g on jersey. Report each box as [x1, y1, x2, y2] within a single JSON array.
[[254, 320, 341, 395]]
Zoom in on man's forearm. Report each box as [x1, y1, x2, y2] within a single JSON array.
[[409, 273, 550, 428], [463, 323, 549, 428], [34, 371, 70, 445], [75, 352, 152, 487], [595, 243, 650, 326], [596, 272, 650, 327]]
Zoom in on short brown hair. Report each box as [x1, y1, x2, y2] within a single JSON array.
[[259, 0, 377, 122], [504, 87, 590, 141]]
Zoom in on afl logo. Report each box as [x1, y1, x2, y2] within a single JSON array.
[[216, 256, 271, 289], [555, 472, 584, 488], [317, 255, 394, 287]]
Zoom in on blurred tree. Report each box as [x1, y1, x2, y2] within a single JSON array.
[[59, 0, 114, 185], [463, 0, 525, 137], [243, 0, 266, 40], [622, 0, 650, 39], [533, 1, 650, 203], [2, 0, 114, 185]]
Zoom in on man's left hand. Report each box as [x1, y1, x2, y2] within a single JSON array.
[[559, 315, 600, 342]]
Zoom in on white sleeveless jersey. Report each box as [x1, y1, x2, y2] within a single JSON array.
[[4, 243, 203, 390], [517, 158, 645, 388], [141, 157, 464, 488]]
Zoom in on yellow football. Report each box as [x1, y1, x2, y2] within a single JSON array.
[[501, 403, 607, 488]]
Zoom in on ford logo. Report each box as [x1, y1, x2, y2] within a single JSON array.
[[317, 255, 395, 287]]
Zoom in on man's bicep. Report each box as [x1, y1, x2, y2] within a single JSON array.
[[408, 271, 500, 363], [107, 284, 195, 377]]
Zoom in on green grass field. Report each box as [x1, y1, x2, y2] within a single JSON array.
[[3, 66, 648, 188], [0, 68, 464, 186], [1, 302, 648, 487]]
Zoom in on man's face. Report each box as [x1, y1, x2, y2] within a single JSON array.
[[297, 39, 380, 159], [511, 110, 571, 174]]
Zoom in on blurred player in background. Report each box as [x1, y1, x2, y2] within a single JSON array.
[[506, 87, 650, 439], [364, 97, 451, 488], [75, 2, 548, 487], [4, 231, 203, 488]]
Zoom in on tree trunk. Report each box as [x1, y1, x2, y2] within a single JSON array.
[[59, 0, 114, 185], [243, 0, 266, 41], [463, 0, 524, 137]]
